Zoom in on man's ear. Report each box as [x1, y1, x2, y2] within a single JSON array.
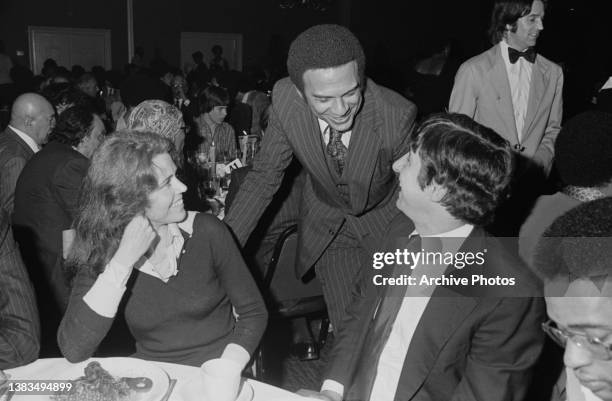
[[427, 182, 447, 203], [23, 116, 35, 127]]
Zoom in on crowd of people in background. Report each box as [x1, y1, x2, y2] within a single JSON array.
[[1, 0, 612, 400]]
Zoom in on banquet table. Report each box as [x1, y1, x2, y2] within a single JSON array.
[[5, 358, 312, 401]]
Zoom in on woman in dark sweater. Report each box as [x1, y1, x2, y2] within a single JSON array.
[[58, 130, 267, 367]]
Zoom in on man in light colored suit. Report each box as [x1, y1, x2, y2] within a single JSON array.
[[0, 93, 55, 215], [224, 24, 417, 330], [300, 113, 544, 401], [449, 0, 562, 176]]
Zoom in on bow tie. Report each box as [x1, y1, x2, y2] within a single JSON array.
[[508, 47, 536, 64]]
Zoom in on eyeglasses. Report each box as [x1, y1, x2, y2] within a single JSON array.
[[542, 320, 612, 360]]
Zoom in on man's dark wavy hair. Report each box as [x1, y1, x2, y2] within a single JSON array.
[[409, 113, 514, 226], [66, 131, 172, 278], [287, 24, 365, 93], [488, 0, 547, 45], [48, 106, 95, 147], [199, 85, 230, 114]]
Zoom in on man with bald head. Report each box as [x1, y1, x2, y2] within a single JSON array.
[[0, 93, 55, 214]]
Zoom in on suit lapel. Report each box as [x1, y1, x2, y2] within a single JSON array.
[[286, 91, 342, 204], [393, 228, 487, 400], [486, 46, 519, 142], [394, 288, 479, 400], [522, 56, 549, 140], [345, 84, 381, 212]]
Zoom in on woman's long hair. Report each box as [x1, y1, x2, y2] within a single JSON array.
[[66, 130, 171, 278]]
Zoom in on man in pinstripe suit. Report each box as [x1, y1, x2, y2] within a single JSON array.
[[224, 24, 417, 329], [0, 209, 40, 369]]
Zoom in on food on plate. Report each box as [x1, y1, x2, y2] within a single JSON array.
[[52, 361, 152, 401]]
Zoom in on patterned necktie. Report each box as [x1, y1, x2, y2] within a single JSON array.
[[326, 126, 347, 175], [350, 234, 422, 400]]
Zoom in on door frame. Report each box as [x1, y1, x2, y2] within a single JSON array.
[[180, 32, 243, 72], [28, 26, 112, 74]]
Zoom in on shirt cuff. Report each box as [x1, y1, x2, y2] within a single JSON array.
[[220, 343, 251, 369], [82, 259, 131, 318], [321, 380, 344, 397]]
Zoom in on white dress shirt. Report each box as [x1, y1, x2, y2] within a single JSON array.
[[322, 224, 474, 400], [499, 40, 533, 142], [8, 125, 40, 153]]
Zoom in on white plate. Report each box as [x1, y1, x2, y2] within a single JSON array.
[[48, 357, 169, 401]]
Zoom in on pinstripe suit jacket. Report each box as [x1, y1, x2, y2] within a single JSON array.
[[0, 127, 35, 215], [224, 78, 417, 277], [0, 209, 40, 369]]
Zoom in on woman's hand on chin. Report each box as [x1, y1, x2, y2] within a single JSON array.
[[114, 215, 157, 268]]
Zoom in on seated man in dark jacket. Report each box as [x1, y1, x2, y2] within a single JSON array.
[[302, 113, 545, 401]]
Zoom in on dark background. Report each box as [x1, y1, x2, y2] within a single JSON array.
[[1, 0, 610, 117]]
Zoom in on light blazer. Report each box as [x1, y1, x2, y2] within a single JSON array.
[[326, 213, 546, 401], [0, 127, 35, 215], [449, 44, 563, 174], [224, 78, 417, 277]]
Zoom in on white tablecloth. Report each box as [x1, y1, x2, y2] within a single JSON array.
[[5, 358, 311, 401]]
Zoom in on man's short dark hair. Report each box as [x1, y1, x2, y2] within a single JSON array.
[[488, 0, 546, 45], [554, 111, 612, 188], [287, 24, 365, 93], [199, 85, 230, 114], [409, 113, 514, 226], [534, 197, 612, 284], [41, 83, 92, 114], [48, 106, 95, 147]]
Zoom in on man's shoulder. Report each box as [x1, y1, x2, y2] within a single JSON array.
[[25, 142, 83, 171], [272, 77, 298, 100], [0, 128, 24, 154], [461, 228, 543, 297], [458, 45, 499, 70], [366, 79, 416, 115], [536, 53, 563, 76]]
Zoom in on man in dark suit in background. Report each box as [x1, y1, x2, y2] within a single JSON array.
[[0, 93, 55, 215], [224, 24, 417, 330], [12, 106, 104, 355], [13, 105, 104, 308], [302, 113, 544, 401], [0, 209, 39, 369]]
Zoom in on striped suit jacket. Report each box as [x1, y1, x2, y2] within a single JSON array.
[[224, 78, 417, 277], [0, 209, 40, 369], [0, 127, 35, 215]]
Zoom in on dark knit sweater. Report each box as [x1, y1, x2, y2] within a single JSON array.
[[58, 213, 267, 366]]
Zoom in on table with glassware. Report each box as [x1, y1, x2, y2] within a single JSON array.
[[3, 357, 315, 401], [188, 135, 260, 219]]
